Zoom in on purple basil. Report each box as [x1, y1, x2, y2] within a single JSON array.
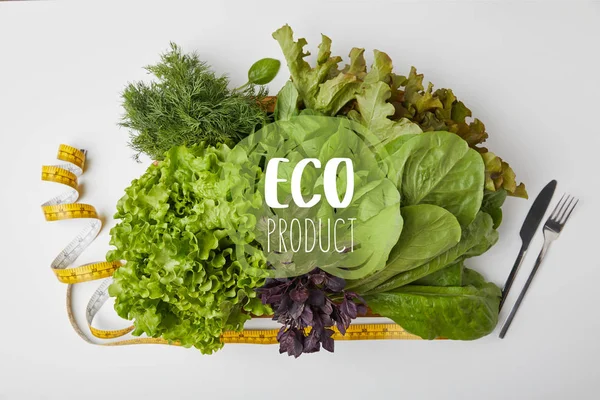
[[257, 268, 366, 357], [290, 286, 309, 302]]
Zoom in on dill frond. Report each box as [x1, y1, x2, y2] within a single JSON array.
[[121, 43, 269, 161]]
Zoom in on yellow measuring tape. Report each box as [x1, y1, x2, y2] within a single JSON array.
[[42, 144, 421, 348]]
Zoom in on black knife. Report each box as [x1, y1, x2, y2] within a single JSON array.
[[499, 180, 557, 311]]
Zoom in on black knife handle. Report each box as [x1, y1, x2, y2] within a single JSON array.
[[499, 244, 528, 311]]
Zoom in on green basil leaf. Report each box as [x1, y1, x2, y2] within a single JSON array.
[[248, 58, 281, 85]]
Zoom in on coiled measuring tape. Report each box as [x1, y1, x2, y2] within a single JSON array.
[[42, 145, 421, 348], [42, 145, 137, 344]]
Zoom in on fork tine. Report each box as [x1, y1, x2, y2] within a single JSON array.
[[557, 195, 575, 222], [561, 198, 579, 225], [550, 194, 567, 220]]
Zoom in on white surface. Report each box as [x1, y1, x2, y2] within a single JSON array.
[[1, 0, 599, 399]]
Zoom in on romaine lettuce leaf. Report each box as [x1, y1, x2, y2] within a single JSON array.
[[362, 211, 498, 294], [390, 131, 485, 226], [413, 261, 463, 287], [365, 270, 501, 340], [481, 188, 508, 229], [349, 204, 462, 293]]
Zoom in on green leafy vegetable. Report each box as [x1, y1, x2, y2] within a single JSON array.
[[390, 131, 485, 226], [390, 68, 527, 198], [363, 211, 498, 294], [413, 261, 463, 287], [273, 25, 420, 141], [349, 204, 461, 293], [365, 268, 501, 340], [349, 81, 423, 142], [273, 25, 526, 198], [386, 205, 462, 273], [247, 58, 281, 85], [274, 81, 299, 121], [237, 115, 403, 279], [481, 151, 527, 198], [107, 144, 270, 354], [481, 188, 508, 229], [270, 25, 509, 341], [391, 68, 487, 147], [273, 26, 357, 116], [121, 43, 269, 161], [108, 26, 521, 351]]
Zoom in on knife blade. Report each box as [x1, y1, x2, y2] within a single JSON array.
[[499, 179, 557, 311]]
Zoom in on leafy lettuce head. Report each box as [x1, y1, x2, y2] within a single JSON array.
[[234, 115, 404, 280], [107, 144, 270, 354]]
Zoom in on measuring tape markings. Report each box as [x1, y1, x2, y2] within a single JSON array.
[[43, 144, 422, 347], [42, 145, 132, 341], [221, 324, 420, 345]]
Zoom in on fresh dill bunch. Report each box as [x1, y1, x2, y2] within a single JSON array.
[[121, 43, 269, 161]]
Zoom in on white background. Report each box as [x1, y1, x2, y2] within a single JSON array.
[[1, 1, 599, 399]]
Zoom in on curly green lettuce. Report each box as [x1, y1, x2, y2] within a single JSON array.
[[107, 144, 270, 354], [272, 25, 526, 198]]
